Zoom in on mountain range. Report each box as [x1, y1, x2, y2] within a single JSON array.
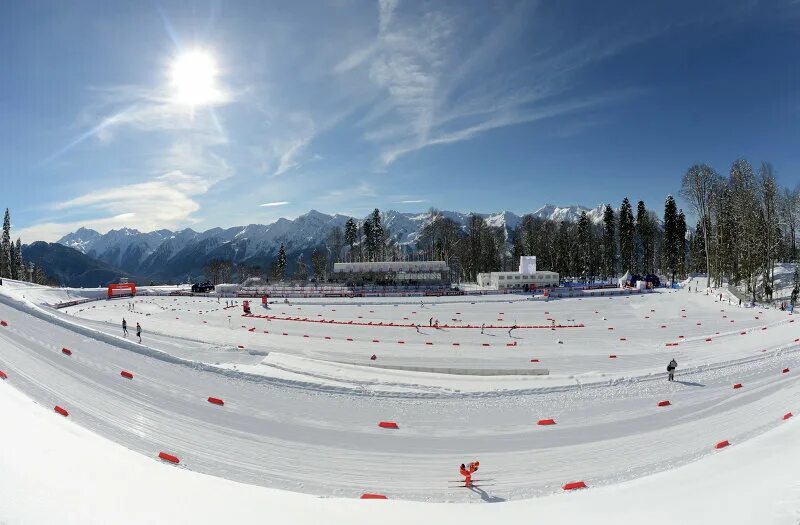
[[44, 204, 605, 285]]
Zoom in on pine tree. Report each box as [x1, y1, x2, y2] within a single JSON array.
[[577, 212, 593, 280], [602, 204, 616, 278], [663, 195, 679, 284], [677, 209, 687, 278], [14, 238, 23, 280], [689, 221, 707, 273], [618, 198, 635, 273], [1, 209, 11, 278], [370, 209, 384, 261], [362, 219, 374, 261], [636, 201, 654, 274], [275, 243, 287, 281], [467, 214, 485, 280], [344, 219, 358, 254]]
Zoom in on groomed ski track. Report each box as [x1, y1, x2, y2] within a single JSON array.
[[1, 279, 799, 503]]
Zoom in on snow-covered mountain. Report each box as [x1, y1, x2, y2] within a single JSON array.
[[56, 206, 605, 281]]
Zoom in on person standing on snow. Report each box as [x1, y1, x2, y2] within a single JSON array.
[[122, 318, 128, 336], [667, 358, 677, 381], [481, 323, 485, 335], [136, 322, 142, 343]]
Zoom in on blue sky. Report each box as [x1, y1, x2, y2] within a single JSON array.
[[2, 0, 799, 241]]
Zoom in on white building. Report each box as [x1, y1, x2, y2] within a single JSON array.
[[476, 256, 559, 290]]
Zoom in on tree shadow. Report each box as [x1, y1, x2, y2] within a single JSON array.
[[468, 485, 505, 503]]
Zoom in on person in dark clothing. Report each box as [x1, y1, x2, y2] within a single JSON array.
[[667, 358, 677, 381], [429, 317, 433, 327], [122, 318, 128, 336], [136, 322, 142, 343]]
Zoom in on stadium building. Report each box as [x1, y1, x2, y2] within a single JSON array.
[[331, 260, 450, 287], [476, 256, 559, 290]]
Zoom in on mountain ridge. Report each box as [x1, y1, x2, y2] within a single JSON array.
[[55, 205, 606, 282]]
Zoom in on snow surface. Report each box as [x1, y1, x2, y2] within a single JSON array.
[[2, 377, 799, 524], [1, 277, 799, 522]]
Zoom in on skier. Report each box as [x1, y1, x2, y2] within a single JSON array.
[[136, 322, 142, 343], [667, 358, 677, 381], [122, 318, 128, 336], [481, 323, 485, 335], [429, 317, 433, 327], [508, 323, 518, 336], [415, 324, 421, 334], [459, 460, 480, 487]]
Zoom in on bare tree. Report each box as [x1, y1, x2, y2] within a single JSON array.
[[681, 164, 721, 288]]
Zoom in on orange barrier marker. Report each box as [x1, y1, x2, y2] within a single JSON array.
[[782, 368, 790, 373], [657, 400, 671, 407], [360, 493, 388, 499], [733, 383, 743, 389], [537, 418, 556, 425], [158, 452, 180, 464], [62, 348, 72, 356], [562, 481, 587, 491], [120, 370, 134, 379], [783, 412, 793, 420], [714, 440, 730, 449], [54, 406, 69, 417], [378, 421, 399, 429], [207, 397, 224, 406], [0, 370, 7, 380]]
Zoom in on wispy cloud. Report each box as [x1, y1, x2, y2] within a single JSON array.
[[331, 2, 662, 166], [397, 199, 425, 204], [260, 201, 290, 207]]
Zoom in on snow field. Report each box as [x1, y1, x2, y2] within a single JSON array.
[[0, 276, 799, 509]]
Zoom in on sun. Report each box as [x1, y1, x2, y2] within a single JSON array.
[[169, 50, 221, 106]]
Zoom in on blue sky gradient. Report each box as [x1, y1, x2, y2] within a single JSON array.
[[1, 0, 799, 241]]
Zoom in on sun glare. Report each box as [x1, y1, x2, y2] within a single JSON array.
[[170, 50, 220, 106]]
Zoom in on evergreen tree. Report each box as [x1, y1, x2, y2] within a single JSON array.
[[1, 209, 11, 278], [577, 212, 593, 280], [791, 266, 799, 306], [275, 243, 287, 281], [344, 218, 358, 253], [362, 219, 374, 261], [663, 195, 679, 284], [14, 238, 23, 280], [689, 221, 707, 273], [677, 209, 687, 278], [636, 201, 654, 274], [466, 214, 485, 280], [602, 204, 616, 278], [370, 208, 384, 261], [618, 198, 635, 273]]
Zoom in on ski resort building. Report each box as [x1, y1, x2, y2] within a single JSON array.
[[476, 256, 559, 290]]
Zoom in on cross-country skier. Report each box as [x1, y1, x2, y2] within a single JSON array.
[[415, 324, 421, 334], [122, 318, 128, 336], [481, 323, 485, 335], [459, 461, 480, 487], [136, 322, 142, 343], [508, 323, 518, 336], [429, 317, 433, 327], [667, 358, 677, 381]]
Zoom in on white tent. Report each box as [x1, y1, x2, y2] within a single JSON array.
[[618, 270, 632, 288]]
